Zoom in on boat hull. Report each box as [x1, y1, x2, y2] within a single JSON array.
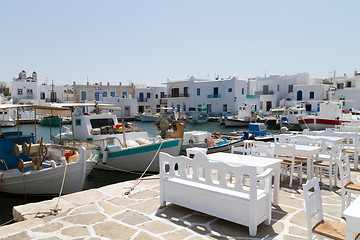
[[298, 118, 351, 131], [0, 160, 95, 195], [224, 118, 250, 127], [95, 138, 182, 172], [139, 114, 171, 122], [41, 116, 61, 126]]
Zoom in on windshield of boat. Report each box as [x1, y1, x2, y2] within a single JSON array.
[[90, 118, 115, 128]]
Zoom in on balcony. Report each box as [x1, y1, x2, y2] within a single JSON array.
[[45, 98, 62, 103], [246, 95, 260, 99], [162, 93, 189, 98], [254, 91, 274, 95], [137, 98, 148, 102], [207, 94, 221, 98]]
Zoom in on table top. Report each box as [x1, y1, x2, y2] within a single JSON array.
[[343, 195, 360, 219], [207, 152, 282, 168]]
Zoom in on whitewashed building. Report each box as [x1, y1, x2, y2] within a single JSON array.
[[134, 85, 166, 113], [10, 70, 39, 104], [163, 76, 251, 115], [38, 82, 64, 105]]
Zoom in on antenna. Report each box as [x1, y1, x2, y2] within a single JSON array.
[[265, 70, 267, 78]]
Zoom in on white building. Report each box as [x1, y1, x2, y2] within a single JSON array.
[[102, 97, 138, 118], [38, 82, 64, 105], [163, 76, 250, 115], [330, 72, 360, 110], [10, 70, 39, 104], [134, 85, 166, 113]]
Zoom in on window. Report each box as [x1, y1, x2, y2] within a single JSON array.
[[81, 91, 87, 101], [122, 92, 127, 98], [228, 88, 232, 92], [155, 94, 158, 99], [242, 88, 244, 94], [183, 104, 186, 111], [277, 85, 280, 91], [263, 85, 269, 94], [288, 85, 293, 93], [346, 81, 351, 88], [18, 89, 23, 95], [309, 91, 314, 99], [110, 91, 116, 97], [75, 119, 81, 126], [95, 92, 100, 101], [297, 90, 302, 101], [160, 92, 165, 98], [40, 92, 45, 99], [147, 92, 151, 99], [26, 89, 33, 96], [184, 87, 189, 97], [102, 91, 107, 97], [197, 88, 200, 96], [223, 104, 227, 112]]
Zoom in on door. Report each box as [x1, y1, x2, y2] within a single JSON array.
[[213, 87, 218, 96], [139, 92, 144, 102], [124, 106, 130, 117], [266, 101, 272, 111]]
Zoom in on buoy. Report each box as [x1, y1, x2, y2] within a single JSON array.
[[102, 147, 109, 165]]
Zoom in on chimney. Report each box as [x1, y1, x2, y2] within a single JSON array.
[[73, 81, 76, 86], [107, 82, 110, 86]]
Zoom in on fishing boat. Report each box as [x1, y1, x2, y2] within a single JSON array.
[[0, 105, 97, 195], [187, 107, 208, 124], [224, 104, 254, 127], [297, 101, 354, 131], [0, 108, 16, 127], [53, 103, 182, 172], [40, 115, 62, 126], [139, 107, 173, 122]]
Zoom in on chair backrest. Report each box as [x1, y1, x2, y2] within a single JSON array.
[[338, 155, 351, 189], [274, 143, 296, 161], [293, 136, 317, 146], [231, 145, 250, 155], [277, 135, 294, 144], [251, 146, 274, 158], [254, 141, 271, 148], [302, 177, 323, 240]]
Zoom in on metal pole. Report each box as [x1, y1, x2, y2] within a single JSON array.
[[121, 106, 127, 148], [34, 108, 37, 142], [17, 107, 19, 136]]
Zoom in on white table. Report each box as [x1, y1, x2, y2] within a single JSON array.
[[207, 152, 282, 206], [292, 145, 321, 180], [343, 195, 360, 240]]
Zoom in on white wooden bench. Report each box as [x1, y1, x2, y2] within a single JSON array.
[[159, 152, 273, 236]]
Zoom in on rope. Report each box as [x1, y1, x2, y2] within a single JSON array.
[[124, 139, 164, 195], [0, 218, 15, 227], [51, 160, 68, 214], [97, 163, 154, 176]]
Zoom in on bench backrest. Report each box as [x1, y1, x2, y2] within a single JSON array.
[[159, 152, 258, 195]]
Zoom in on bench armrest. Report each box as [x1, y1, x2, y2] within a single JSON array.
[[256, 168, 273, 181]]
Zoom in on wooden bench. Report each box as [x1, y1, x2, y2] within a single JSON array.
[[159, 152, 273, 236]]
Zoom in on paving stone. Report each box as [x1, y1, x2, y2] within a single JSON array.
[[282, 235, 306, 240], [32, 222, 63, 233], [162, 229, 193, 240], [133, 231, 159, 240], [97, 181, 130, 196], [138, 220, 176, 234], [128, 189, 159, 199], [39, 237, 60, 240], [0, 218, 45, 238], [70, 205, 100, 215], [184, 212, 214, 224], [113, 210, 150, 225], [288, 225, 307, 237], [156, 204, 194, 221], [108, 196, 136, 207], [127, 198, 160, 215], [60, 189, 108, 206], [61, 226, 90, 237], [62, 212, 107, 225], [189, 224, 212, 235], [98, 200, 125, 216], [0, 231, 31, 240], [93, 221, 137, 239]]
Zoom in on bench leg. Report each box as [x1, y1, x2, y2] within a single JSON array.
[[249, 225, 257, 236]]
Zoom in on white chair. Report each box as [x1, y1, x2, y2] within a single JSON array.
[[338, 155, 360, 214], [293, 136, 317, 146], [274, 143, 302, 188], [231, 145, 251, 155], [303, 177, 350, 240], [251, 146, 274, 158], [341, 133, 360, 170], [313, 145, 341, 190]]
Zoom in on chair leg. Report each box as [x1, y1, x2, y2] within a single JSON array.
[[289, 164, 294, 188]]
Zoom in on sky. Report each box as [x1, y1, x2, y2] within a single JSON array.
[[1, 1, 359, 86]]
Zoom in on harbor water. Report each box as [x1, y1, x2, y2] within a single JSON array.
[[0, 121, 247, 225]]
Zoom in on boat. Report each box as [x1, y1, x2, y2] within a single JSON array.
[[279, 106, 306, 131], [54, 104, 182, 172], [0, 108, 16, 127], [224, 104, 254, 127], [187, 107, 208, 124], [297, 101, 355, 131], [139, 107, 173, 122], [0, 105, 97, 195], [40, 115, 62, 126]]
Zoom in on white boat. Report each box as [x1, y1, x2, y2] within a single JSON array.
[[187, 107, 208, 124], [297, 101, 355, 131], [54, 104, 182, 172], [0, 109, 16, 127], [0, 105, 98, 195], [139, 108, 173, 122], [224, 105, 254, 127]]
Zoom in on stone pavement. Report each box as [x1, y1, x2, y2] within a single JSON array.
[[0, 170, 359, 240]]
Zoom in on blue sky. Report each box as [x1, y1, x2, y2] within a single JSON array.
[[1, 1, 359, 86]]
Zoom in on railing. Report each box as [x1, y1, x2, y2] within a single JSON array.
[[45, 98, 62, 103], [207, 94, 221, 98], [162, 94, 190, 98], [137, 98, 148, 102], [254, 91, 274, 95], [246, 95, 260, 99]]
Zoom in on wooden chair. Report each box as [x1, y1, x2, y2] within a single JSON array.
[[338, 155, 360, 214], [251, 146, 274, 158], [313, 145, 341, 190], [302, 177, 357, 240], [231, 145, 251, 155], [274, 143, 302, 188]]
